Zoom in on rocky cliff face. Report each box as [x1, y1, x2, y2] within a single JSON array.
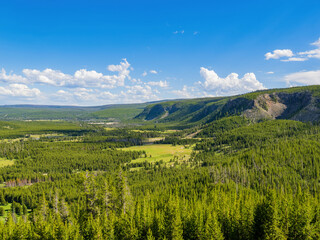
[[244, 91, 320, 122]]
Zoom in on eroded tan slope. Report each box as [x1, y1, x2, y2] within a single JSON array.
[[244, 91, 320, 121]]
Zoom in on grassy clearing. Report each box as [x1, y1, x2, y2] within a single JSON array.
[[0, 158, 14, 168], [163, 129, 181, 133], [0, 138, 23, 143], [0, 204, 11, 222], [0, 203, 31, 222], [0, 133, 64, 143], [121, 144, 192, 164]]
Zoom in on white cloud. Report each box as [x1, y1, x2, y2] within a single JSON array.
[[72, 88, 97, 102], [100, 91, 117, 100], [285, 70, 320, 86], [131, 78, 143, 84], [74, 69, 103, 82], [171, 85, 195, 98], [2, 59, 131, 89], [142, 71, 147, 77], [147, 80, 168, 88], [298, 49, 320, 59], [120, 85, 158, 102], [0, 68, 28, 83], [266, 37, 320, 61], [199, 67, 265, 96], [311, 37, 320, 47], [53, 89, 74, 103], [106, 58, 131, 86], [149, 70, 158, 74], [266, 71, 274, 74], [53, 88, 118, 104], [23, 68, 71, 86], [0, 84, 40, 97], [281, 57, 308, 62], [265, 49, 293, 60], [126, 85, 152, 96]]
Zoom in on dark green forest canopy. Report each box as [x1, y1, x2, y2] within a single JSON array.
[[0, 118, 318, 239], [0, 85, 320, 239]]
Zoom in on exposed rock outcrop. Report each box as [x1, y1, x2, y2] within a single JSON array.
[[244, 92, 318, 122]]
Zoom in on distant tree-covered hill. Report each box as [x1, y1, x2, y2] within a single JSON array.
[[1, 85, 320, 124], [135, 85, 320, 125]]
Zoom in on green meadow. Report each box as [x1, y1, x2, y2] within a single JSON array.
[[0, 158, 14, 168], [120, 144, 192, 164]]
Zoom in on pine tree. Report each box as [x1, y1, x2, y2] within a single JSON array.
[[0, 192, 6, 205], [39, 192, 48, 221], [5, 212, 15, 237], [83, 172, 99, 217], [204, 211, 224, 240], [253, 191, 286, 240], [147, 228, 155, 240], [171, 199, 183, 240], [60, 198, 69, 222], [115, 170, 132, 215], [22, 204, 28, 215]]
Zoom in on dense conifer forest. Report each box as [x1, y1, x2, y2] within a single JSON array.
[[0, 87, 319, 239]]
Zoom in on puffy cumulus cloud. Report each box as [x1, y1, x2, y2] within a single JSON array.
[[285, 70, 320, 86], [23, 68, 71, 86], [73, 68, 125, 88], [147, 80, 169, 88], [0, 59, 169, 105], [0, 84, 40, 97], [199, 67, 265, 96], [266, 37, 320, 61], [0, 68, 28, 83], [1, 59, 131, 89], [106, 59, 131, 86], [265, 49, 293, 60], [74, 69, 104, 84]]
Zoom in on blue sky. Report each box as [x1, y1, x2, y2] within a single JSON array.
[[0, 0, 320, 105]]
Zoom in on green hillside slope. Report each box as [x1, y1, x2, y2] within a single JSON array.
[[135, 85, 320, 125]]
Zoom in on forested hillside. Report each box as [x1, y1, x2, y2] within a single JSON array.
[[0, 86, 319, 239], [0, 103, 149, 122], [1, 85, 320, 126], [136, 85, 320, 125]]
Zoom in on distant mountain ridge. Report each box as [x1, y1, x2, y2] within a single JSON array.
[[1, 85, 320, 123], [135, 85, 320, 124]]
